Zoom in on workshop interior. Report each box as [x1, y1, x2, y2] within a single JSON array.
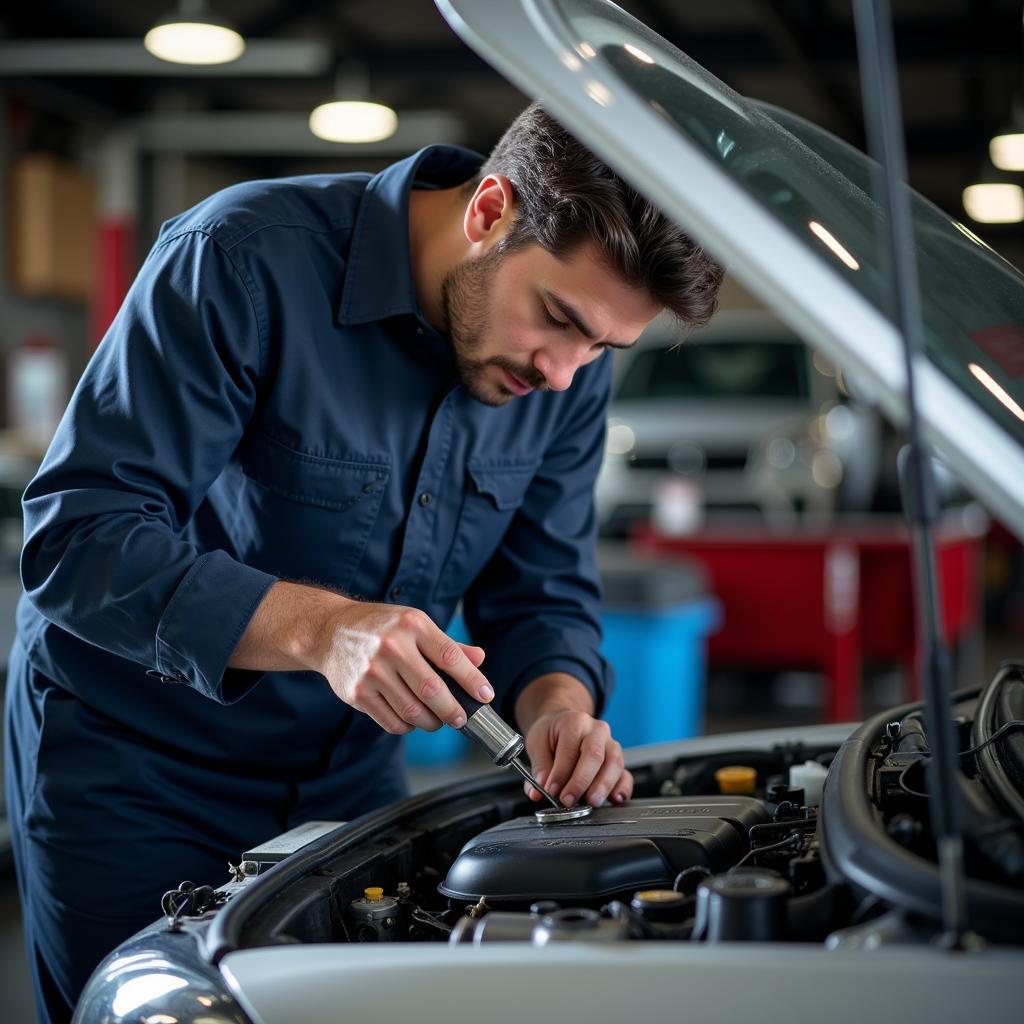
[[1, 1, 1024, 1022]]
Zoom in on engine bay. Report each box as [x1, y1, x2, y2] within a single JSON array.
[[153, 665, 1024, 963]]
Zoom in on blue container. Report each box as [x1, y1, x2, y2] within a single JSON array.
[[600, 597, 721, 748], [404, 614, 472, 765]]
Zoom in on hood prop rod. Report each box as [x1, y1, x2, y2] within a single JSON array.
[[851, 0, 968, 947]]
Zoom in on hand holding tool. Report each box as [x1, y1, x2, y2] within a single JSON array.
[[440, 672, 561, 809]]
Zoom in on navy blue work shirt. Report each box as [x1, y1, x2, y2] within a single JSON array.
[[15, 145, 613, 785]]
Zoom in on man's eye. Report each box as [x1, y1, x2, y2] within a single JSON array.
[[543, 307, 569, 330]]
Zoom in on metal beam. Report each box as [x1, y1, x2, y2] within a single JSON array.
[[1, 17, 1017, 82], [131, 109, 464, 155], [0, 39, 332, 76]]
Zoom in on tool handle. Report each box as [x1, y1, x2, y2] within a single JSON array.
[[438, 670, 524, 767], [439, 671, 486, 718]]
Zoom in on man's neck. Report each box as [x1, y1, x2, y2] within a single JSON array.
[[408, 186, 468, 332]]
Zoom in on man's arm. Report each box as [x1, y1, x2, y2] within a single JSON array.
[[20, 230, 277, 702], [228, 579, 496, 734]]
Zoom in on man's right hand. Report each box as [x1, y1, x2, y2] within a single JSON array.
[[229, 580, 493, 734]]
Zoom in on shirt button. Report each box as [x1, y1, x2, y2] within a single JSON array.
[[416, 326, 424, 336], [418, 492, 432, 507], [390, 586, 403, 601]]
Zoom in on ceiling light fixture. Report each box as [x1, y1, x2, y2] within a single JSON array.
[[309, 65, 397, 144], [962, 182, 1024, 224], [990, 132, 1024, 171], [144, 0, 245, 66]]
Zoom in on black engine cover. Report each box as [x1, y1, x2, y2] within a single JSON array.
[[439, 796, 770, 903]]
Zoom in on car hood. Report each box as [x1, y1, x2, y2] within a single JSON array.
[[436, 0, 1024, 540]]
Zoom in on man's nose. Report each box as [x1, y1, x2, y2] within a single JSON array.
[[533, 346, 583, 392]]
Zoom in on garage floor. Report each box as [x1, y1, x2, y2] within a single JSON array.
[[1, 630, 1017, 1021]]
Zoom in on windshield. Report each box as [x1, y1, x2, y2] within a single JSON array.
[[555, 0, 1024, 449], [616, 339, 809, 402]]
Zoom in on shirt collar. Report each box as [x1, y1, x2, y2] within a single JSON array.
[[336, 144, 485, 327]]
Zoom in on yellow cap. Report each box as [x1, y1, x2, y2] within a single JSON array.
[[715, 765, 757, 794], [634, 889, 683, 903], [364, 887, 384, 901]]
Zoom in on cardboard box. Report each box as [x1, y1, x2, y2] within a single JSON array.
[[8, 153, 97, 301]]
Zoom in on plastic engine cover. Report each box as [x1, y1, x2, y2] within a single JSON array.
[[439, 796, 770, 903]]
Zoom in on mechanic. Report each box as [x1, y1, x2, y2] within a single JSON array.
[[5, 102, 722, 1023]]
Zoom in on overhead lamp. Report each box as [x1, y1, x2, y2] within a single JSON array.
[[309, 65, 397, 144], [962, 182, 1024, 224], [144, 0, 245, 66], [990, 132, 1024, 171]]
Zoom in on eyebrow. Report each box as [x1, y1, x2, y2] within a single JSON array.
[[545, 291, 635, 349]]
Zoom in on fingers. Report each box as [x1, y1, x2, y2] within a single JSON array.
[[372, 611, 470, 728], [534, 714, 631, 808], [384, 664, 445, 733], [424, 620, 494, 705], [560, 723, 614, 807], [322, 601, 493, 734], [364, 694, 413, 736], [543, 715, 599, 804], [459, 643, 486, 668], [523, 727, 554, 803]]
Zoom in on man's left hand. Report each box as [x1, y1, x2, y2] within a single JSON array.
[[515, 673, 633, 808]]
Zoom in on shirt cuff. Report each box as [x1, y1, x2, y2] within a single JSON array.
[[154, 549, 277, 704], [495, 647, 611, 727]]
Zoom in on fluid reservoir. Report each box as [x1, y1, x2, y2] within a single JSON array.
[[347, 887, 399, 942], [693, 870, 789, 941], [789, 760, 828, 806]]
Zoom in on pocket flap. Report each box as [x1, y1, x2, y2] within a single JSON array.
[[466, 458, 540, 511], [241, 434, 390, 511]]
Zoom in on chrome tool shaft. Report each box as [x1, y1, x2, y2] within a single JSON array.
[[509, 754, 561, 809]]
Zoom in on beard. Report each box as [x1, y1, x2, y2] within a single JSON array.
[[440, 246, 547, 406]]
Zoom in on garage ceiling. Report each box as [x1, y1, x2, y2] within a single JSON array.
[[2, 0, 1023, 229]]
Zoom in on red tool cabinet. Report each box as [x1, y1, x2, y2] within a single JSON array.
[[632, 511, 985, 721]]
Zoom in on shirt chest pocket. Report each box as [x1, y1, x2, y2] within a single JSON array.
[[238, 434, 390, 591], [435, 457, 540, 602]]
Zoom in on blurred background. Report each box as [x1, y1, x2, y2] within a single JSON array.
[[2, 1, 1024, 1017]]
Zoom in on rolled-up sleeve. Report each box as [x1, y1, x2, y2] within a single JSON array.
[[21, 229, 277, 703], [462, 354, 613, 723]]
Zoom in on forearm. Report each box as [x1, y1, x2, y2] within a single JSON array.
[[514, 671, 595, 734], [228, 579, 351, 673]]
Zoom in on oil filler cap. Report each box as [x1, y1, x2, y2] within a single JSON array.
[[535, 805, 593, 824], [364, 887, 384, 901], [715, 765, 757, 795]]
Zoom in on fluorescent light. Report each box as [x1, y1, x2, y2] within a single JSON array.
[[144, 3, 244, 65], [962, 183, 1024, 223], [808, 221, 860, 270], [309, 101, 397, 144], [990, 132, 1024, 171]]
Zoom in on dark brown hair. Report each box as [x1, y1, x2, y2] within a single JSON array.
[[474, 102, 724, 328]]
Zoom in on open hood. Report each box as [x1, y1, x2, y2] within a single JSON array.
[[436, 0, 1024, 539]]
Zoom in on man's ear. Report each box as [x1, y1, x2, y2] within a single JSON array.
[[463, 173, 516, 246]]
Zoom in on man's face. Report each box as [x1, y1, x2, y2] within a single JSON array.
[[441, 238, 661, 407]]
